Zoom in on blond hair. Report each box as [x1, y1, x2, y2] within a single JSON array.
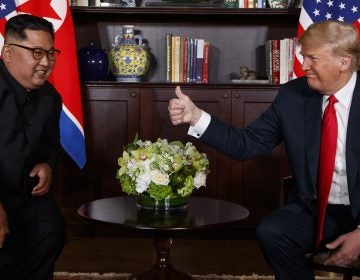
[[298, 20, 360, 71]]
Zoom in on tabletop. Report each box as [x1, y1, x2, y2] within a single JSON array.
[[78, 196, 249, 232]]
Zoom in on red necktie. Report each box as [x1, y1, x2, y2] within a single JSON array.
[[316, 95, 338, 248]]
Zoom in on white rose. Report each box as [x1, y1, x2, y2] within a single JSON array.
[[194, 172, 207, 189], [151, 170, 170, 186]]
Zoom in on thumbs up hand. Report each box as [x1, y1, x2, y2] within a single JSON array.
[[168, 86, 202, 126]]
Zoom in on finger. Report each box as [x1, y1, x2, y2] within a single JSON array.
[[326, 238, 342, 250], [175, 86, 186, 100], [32, 183, 49, 196], [32, 188, 46, 196], [168, 98, 182, 110], [170, 112, 184, 124], [169, 107, 184, 116], [29, 166, 39, 178]]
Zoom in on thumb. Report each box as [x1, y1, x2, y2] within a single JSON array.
[[29, 166, 39, 177], [175, 86, 186, 101], [326, 237, 342, 250]]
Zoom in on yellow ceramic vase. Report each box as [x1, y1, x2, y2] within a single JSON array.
[[109, 25, 150, 82]]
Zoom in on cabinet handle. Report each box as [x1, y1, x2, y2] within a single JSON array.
[[223, 93, 229, 99], [130, 92, 137, 97], [235, 94, 240, 99]]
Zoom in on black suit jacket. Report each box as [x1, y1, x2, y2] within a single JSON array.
[[200, 73, 360, 224], [0, 61, 62, 201]]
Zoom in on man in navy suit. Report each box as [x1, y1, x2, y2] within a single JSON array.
[[0, 14, 66, 279], [168, 20, 360, 279]]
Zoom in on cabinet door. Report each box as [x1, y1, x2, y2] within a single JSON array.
[[83, 86, 139, 199], [139, 87, 232, 200], [231, 89, 291, 227]]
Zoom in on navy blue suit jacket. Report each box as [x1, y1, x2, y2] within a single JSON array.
[[200, 73, 360, 224]]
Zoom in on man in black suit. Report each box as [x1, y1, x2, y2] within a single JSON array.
[[0, 14, 66, 279], [168, 20, 360, 279]]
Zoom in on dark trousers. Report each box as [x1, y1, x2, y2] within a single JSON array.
[[0, 195, 66, 280], [256, 201, 356, 280]]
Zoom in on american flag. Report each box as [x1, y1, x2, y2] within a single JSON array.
[[0, 0, 86, 169], [293, 0, 360, 78]]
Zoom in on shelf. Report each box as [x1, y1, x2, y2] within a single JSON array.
[[81, 81, 282, 89], [71, 6, 300, 15], [72, 6, 299, 85]]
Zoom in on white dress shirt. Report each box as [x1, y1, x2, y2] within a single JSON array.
[[326, 72, 356, 205]]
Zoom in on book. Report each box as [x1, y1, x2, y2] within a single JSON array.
[[171, 35, 176, 82], [173, 35, 181, 83], [288, 37, 295, 81], [271, 39, 280, 85], [202, 41, 210, 84], [192, 39, 198, 83], [196, 39, 204, 83], [279, 38, 289, 84], [182, 37, 189, 83], [179, 36, 184, 83], [265, 40, 272, 82], [165, 33, 172, 83], [188, 38, 194, 83], [255, 44, 267, 79]]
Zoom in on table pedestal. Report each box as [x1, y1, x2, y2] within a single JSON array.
[[128, 235, 193, 280]]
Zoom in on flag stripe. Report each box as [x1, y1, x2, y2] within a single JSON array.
[[60, 109, 86, 168], [62, 104, 85, 137]]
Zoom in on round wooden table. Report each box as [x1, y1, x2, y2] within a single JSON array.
[[78, 196, 249, 280]]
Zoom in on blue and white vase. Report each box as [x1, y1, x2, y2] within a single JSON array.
[[109, 25, 150, 82]]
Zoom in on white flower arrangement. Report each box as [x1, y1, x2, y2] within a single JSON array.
[[116, 138, 210, 201]]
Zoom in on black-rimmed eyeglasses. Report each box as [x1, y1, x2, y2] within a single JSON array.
[[8, 43, 61, 61]]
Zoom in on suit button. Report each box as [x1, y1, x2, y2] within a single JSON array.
[[27, 121, 32, 126]]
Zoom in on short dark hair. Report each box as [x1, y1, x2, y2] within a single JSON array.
[[4, 14, 54, 42]]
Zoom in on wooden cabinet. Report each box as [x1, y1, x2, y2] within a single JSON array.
[[230, 89, 290, 227], [56, 83, 291, 236], [57, 7, 298, 237]]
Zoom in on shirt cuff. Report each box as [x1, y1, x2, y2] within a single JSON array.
[[187, 110, 211, 139]]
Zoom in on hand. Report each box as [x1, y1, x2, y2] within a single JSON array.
[[0, 203, 9, 248], [168, 86, 202, 126], [29, 163, 52, 196], [323, 228, 360, 266]]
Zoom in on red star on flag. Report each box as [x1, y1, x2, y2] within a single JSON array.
[[16, 0, 61, 20]]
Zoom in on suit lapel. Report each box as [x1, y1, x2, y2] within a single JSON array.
[[304, 89, 323, 191], [346, 72, 360, 202]]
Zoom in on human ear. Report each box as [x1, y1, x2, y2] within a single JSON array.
[[339, 56, 351, 71], [1, 45, 12, 63]]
